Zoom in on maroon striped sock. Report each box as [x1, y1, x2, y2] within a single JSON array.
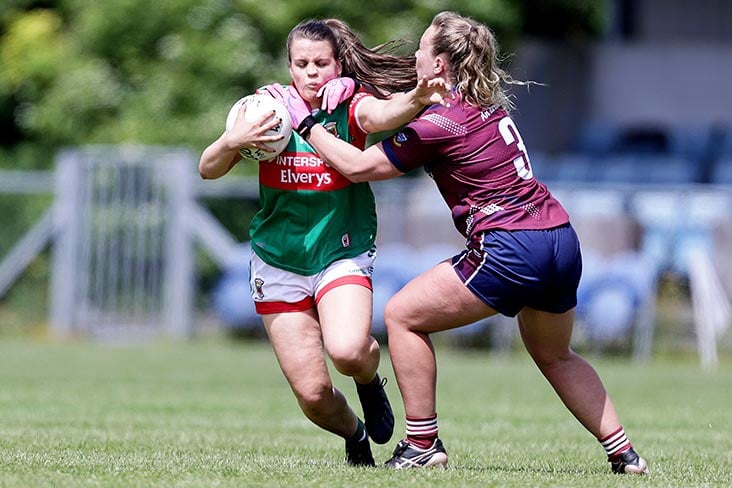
[[406, 415, 438, 449], [599, 426, 632, 461]]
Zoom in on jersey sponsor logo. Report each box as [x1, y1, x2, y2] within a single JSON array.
[[341, 232, 351, 248], [346, 266, 370, 276], [259, 151, 351, 191]]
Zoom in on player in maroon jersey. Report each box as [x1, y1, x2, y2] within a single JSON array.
[[281, 11, 649, 475]]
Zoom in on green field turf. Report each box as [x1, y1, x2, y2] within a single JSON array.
[[0, 338, 730, 487]]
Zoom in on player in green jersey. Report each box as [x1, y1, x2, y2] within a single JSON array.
[[199, 18, 442, 466]]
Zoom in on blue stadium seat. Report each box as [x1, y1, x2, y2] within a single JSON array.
[[594, 154, 697, 184], [668, 126, 712, 163], [212, 244, 260, 330], [565, 122, 708, 184], [711, 157, 732, 184], [554, 154, 595, 182], [528, 151, 559, 182], [572, 120, 618, 157], [597, 155, 642, 183], [577, 250, 658, 343]]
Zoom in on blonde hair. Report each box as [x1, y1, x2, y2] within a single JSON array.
[[287, 19, 416, 97], [430, 11, 526, 110]]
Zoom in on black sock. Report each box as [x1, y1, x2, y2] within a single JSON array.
[[346, 418, 367, 444], [355, 373, 380, 389]]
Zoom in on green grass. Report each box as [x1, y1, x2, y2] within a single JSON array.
[[0, 338, 730, 487]]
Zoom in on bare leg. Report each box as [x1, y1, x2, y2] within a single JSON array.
[[385, 261, 497, 417], [318, 284, 380, 384], [262, 309, 357, 437], [517, 307, 621, 438]]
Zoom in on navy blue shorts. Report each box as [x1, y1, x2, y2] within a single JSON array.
[[452, 224, 582, 317]]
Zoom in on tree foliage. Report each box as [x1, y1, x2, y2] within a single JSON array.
[[0, 0, 607, 171]]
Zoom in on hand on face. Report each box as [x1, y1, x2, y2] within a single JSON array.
[[288, 38, 342, 109], [415, 75, 454, 107], [317, 77, 358, 113]]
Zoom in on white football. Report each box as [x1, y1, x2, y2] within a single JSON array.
[[225, 94, 292, 161]]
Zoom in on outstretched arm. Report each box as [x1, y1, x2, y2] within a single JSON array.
[[306, 128, 398, 183], [356, 76, 452, 133], [270, 76, 450, 182], [304, 77, 450, 182]]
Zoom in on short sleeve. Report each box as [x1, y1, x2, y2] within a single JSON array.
[[347, 90, 374, 148], [381, 109, 456, 173]]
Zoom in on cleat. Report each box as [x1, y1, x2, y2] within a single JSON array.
[[610, 448, 649, 475], [355, 375, 394, 444], [345, 434, 375, 467], [385, 438, 448, 469]]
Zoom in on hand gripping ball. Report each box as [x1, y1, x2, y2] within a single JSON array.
[[225, 94, 292, 161]]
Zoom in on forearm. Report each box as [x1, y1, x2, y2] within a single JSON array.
[[306, 125, 398, 182], [359, 88, 425, 133], [198, 133, 241, 179]]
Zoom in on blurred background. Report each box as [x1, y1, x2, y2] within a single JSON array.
[[1, 0, 730, 368]]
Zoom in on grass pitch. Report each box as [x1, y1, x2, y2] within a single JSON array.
[[0, 338, 730, 487]]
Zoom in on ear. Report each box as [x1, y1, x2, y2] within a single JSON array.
[[336, 59, 342, 77], [433, 55, 447, 75]]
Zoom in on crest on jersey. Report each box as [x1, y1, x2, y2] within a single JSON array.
[[254, 278, 265, 299], [392, 131, 408, 147], [323, 121, 339, 138]]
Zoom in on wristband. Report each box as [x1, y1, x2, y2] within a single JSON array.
[[297, 115, 318, 139]]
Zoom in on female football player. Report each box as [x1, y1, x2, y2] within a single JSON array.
[[199, 18, 446, 466], [278, 11, 649, 475]]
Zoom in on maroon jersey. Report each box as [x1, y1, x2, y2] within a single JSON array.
[[382, 94, 569, 239]]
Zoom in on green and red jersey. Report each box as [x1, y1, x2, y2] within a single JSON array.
[[249, 91, 377, 275]]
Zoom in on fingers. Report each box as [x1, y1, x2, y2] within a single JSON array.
[[419, 77, 453, 107], [318, 84, 337, 113], [318, 85, 329, 111], [263, 83, 287, 101], [254, 111, 285, 137], [233, 109, 284, 141], [253, 109, 277, 125], [317, 78, 356, 113], [236, 102, 248, 123]]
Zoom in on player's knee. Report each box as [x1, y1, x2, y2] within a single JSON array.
[[295, 382, 333, 415], [329, 345, 370, 376], [384, 298, 412, 334], [528, 346, 574, 370]]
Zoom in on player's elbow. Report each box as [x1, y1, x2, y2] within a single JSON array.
[[345, 161, 397, 183], [198, 166, 213, 179], [341, 166, 370, 183], [198, 163, 220, 180], [334, 159, 379, 183]]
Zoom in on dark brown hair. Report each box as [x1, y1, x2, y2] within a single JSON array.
[[287, 18, 416, 96]]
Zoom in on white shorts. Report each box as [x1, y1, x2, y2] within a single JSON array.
[[249, 248, 376, 314]]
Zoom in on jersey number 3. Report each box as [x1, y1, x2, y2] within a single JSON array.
[[498, 117, 533, 180]]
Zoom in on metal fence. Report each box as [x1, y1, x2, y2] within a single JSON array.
[[0, 146, 730, 367]]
